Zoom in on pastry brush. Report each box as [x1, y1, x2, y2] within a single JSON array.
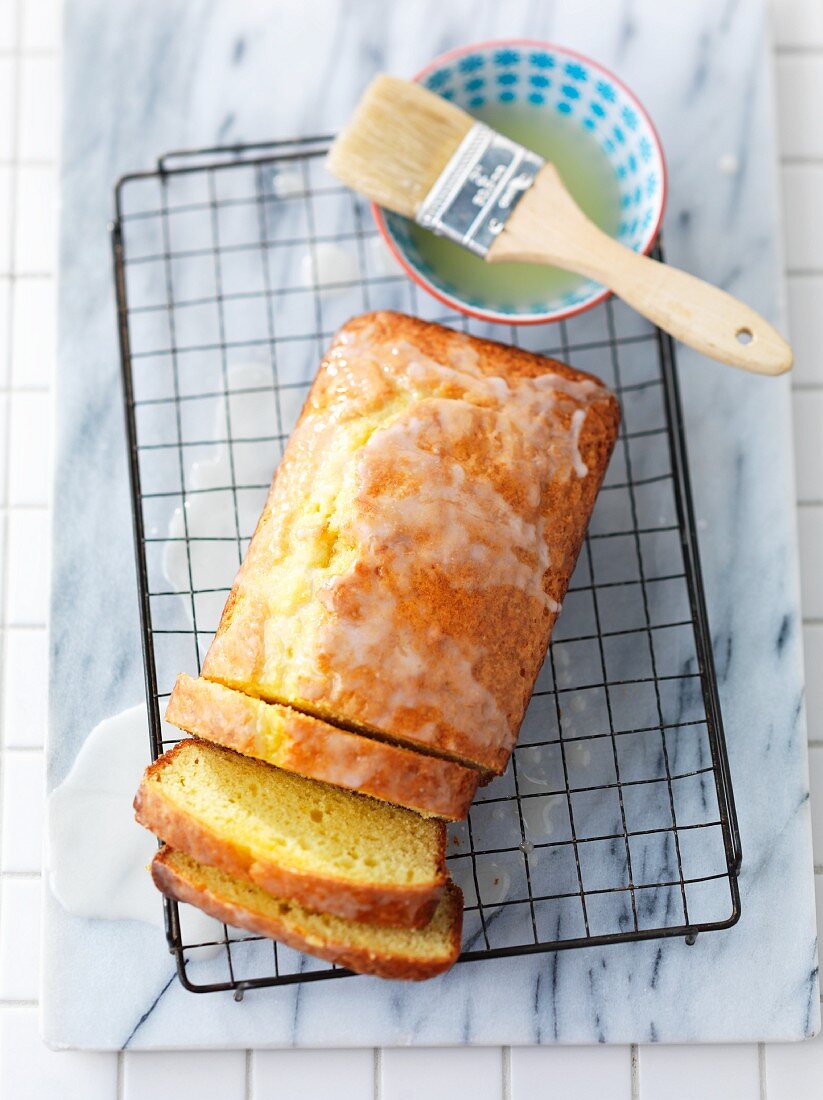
[[327, 75, 792, 376]]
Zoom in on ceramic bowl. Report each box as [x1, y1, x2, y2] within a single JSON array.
[[374, 39, 667, 324]]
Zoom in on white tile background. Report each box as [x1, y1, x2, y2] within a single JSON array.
[[0, 0, 821, 1096]]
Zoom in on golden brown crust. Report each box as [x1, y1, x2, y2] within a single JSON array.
[[152, 847, 463, 981], [134, 739, 447, 929], [165, 674, 480, 820], [202, 311, 620, 773]]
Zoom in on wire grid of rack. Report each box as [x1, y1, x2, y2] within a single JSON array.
[[112, 136, 741, 998]]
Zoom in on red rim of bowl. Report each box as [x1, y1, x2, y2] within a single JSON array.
[[372, 38, 668, 326]]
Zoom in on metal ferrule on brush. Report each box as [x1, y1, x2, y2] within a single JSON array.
[[416, 123, 545, 257]]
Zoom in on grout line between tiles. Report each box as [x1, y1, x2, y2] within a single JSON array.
[[775, 45, 823, 56], [0, 271, 50, 281], [759, 1042, 768, 1100], [374, 1047, 382, 1099], [116, 1050, 124, 1099], [0, 49, 58, 58], [245, 1048, 252, 1100], [0, 384, 53, 394], [631, 1044, 639, 1099], [0, 269, 53, 279], [0, 998, 37, 1006], [0, 619, 46, 634], [503, 1045, 511, 1100]]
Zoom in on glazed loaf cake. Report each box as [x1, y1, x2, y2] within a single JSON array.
[[199, 311, 620, 774]]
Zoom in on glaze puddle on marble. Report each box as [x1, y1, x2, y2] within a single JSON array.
[[47, 704, 223, 950], [48, 705, 160, 925]]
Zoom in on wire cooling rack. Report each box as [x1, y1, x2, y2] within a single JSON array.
[[112, 136, 741, 998]]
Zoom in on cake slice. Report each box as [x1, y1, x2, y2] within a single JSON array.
[[134, 738, 447, 928], [152, 846, 463, 981], [200, 311, 620, 773], [165, 674, 480, 820]]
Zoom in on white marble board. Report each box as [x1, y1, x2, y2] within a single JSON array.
[[42, 0, 818, 1049]]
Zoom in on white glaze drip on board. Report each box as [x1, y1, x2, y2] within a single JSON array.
[[46, 704, 223, 949], [301, 242, 359, 289]]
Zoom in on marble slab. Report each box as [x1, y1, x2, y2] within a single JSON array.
[[43, 0, 818, 1049]]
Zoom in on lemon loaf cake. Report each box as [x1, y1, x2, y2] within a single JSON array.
[[200, 311, 620, 773], [134, 738, 447, 928], [165, 673, 480, 820], [152, 846, 463, 981]]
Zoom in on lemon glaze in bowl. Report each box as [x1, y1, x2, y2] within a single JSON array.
[[373, 39, 667, 325]]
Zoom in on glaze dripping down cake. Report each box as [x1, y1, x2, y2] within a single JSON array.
[[188, 311, 620, 776]]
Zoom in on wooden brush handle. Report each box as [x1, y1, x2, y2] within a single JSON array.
[[488, 164, 792, 376]]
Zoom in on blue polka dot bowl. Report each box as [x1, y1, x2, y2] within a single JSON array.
[[374, 40, 667, 325]]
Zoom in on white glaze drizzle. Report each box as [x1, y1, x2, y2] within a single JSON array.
[[350, 403, 553, 607], [569, 407, 590, 478], [295, 327, 606, 743]]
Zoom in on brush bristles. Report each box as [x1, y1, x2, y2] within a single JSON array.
[[327, 75, 475, 219]]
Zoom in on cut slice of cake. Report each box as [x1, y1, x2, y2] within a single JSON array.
[[165, 674, 480, 820], [134, 738, 447, 928], [152, 846, 463, 981], [200, 311, 620, 774]]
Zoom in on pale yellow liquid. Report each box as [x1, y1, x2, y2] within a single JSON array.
[[408, 103, 621, 311]]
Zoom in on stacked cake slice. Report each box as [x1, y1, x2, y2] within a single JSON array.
[[134, 312, 619, 981], [153, 847, 464, 982], [135, 739, 462, 979]]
